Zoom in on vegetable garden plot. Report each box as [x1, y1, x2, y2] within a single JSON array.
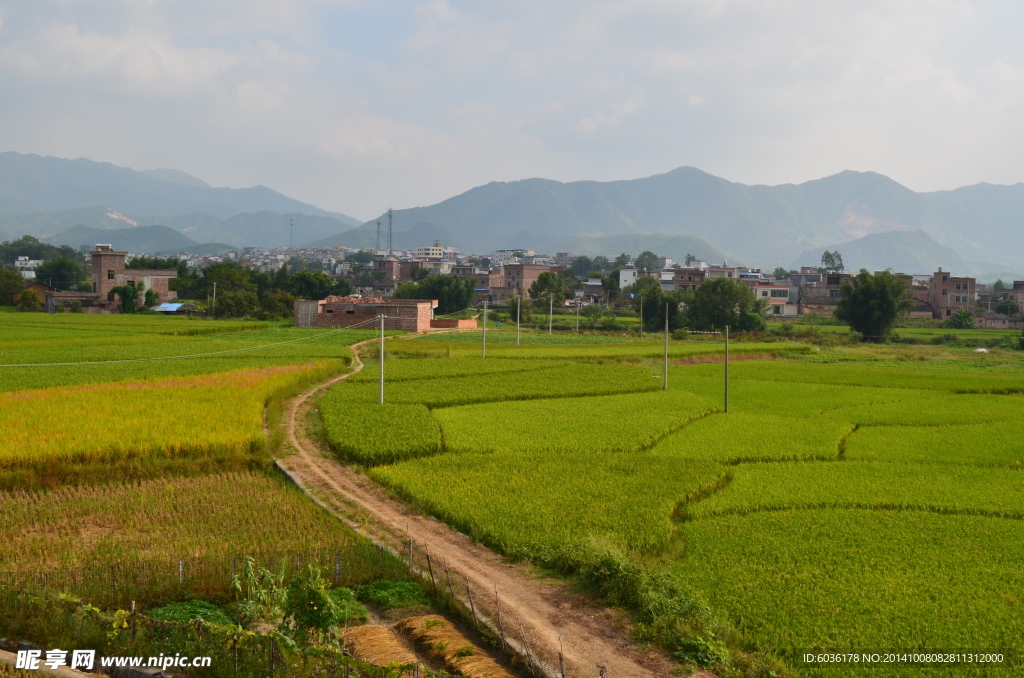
[[331, 362, 661, 408], [687, 461, 1024, 519], [845, 420, 1024, 467], [673, 509, 1024, 677], [436, 390, 716, 454], [372, 451, 724, 555], [321, 402, 441, 465], [651, 412, 854, 463]]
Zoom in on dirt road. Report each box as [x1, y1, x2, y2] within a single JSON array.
[[277, 337, 674, 678]]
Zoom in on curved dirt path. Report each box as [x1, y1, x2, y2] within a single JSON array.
[[277, 334, 676, 678]]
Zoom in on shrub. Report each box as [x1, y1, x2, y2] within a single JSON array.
[[148, 600, 234, 626], [355, 580, 428, 610]]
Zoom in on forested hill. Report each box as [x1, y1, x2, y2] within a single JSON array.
[[351, 168, 1024, 272]]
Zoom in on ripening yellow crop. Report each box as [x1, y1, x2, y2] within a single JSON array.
[[0, 364, 330, 466]]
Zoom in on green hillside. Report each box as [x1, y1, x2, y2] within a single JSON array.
[[44, 225, 231, 255]]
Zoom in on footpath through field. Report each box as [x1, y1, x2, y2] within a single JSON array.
[[278, 332, 678, 678]]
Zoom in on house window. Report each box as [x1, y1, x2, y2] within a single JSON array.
[[942, 289, 947, 296], [107, 270, 115, 280], [762, 291, 769, 297], [946, 309, 951, 316], [771, 290, 788, 298], [942, 275, 948, 282], [325, 309, 334, 314]]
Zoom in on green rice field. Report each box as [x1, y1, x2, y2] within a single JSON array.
[[319, 328, 1024, 676]]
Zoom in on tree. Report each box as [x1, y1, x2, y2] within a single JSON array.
[[581, 304, 603, 329], [0, 236, 84, 265], [993, 279, 1007, 291], [505, 293, 532, 322], [0, 265, 24, 305], [613, 253, 631, 268], [288, 269, 336, 300], [833, 269, 914, 341], [571, 256, 593, 277], [528, 271, 564, 308], [16, 289, 42, 312], [680, 278, 768, 332], [592, 256, 611, 271], [948, 308, 975, 329], [69, 300, 83, 313], [635, 251, 659, 271], [772, 267, 791, 278], [144, 288, 159, 308], [215, 290, 259, 318], [110, 283, 143, 313], [34, 256, 87, 291], [995, 299, 1019, 316], [684, 253, 697, 266], [347, 250, 375, 264], [820, 250, 844, 272], [631, 277, 685, 331], [394, 274, 475, 314], [259, 290, 296, 319]]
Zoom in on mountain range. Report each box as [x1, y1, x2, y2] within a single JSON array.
[[1, 151, 1022, 280]]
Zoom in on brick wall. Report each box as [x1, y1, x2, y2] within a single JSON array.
[[295, 299, 435, 331]]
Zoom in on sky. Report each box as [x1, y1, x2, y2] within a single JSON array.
[[1, 0, 1023, 221]]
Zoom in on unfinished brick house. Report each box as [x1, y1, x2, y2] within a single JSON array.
[[293, 296, 439, 331], [45, 245, 179, 313]]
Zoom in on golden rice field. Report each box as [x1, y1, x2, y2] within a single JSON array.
[[0, 363, 335, 489]]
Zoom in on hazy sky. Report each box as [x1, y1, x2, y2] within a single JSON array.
[[1, 1, 1023, 220]]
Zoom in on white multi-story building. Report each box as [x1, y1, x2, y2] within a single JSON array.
[[753, 284, 799, 316], [491, 249, 534, 265], [14, 256, 43, 279]]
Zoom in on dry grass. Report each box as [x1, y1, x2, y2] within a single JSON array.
[[343, 625, 418, 668], [395, 615, 515, 678]]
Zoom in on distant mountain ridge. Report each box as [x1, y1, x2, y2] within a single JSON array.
[[0, 152, 363, 239], [354, 168, 1024, 275], [3, 150, 1024, 277], [43, 225, 232, 255]]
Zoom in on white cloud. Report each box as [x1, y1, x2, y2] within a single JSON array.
[[0, 0, 1023, 218]]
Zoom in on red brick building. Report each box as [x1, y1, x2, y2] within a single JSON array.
[[928, 268, 975, 319], [45, 245, 178, 313], [293, 296, 438, 331]]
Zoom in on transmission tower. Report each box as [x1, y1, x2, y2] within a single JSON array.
[[376, 220, 381, 252], [387, 207, 393, 256]]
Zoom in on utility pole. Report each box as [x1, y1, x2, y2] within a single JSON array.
[[516, 293, 521, 346], [575, 301, 580, 332], [664, 302, 669, 390], [724, 325, 729, 413], [212, 282, 217, 318], [482, 300, 487, 358], [548, 294, 553, 335], [376, 220, 381, 252], [379, 314, 385, 404], [387, 208, 393, 256], [639, 295, 643, 339]]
